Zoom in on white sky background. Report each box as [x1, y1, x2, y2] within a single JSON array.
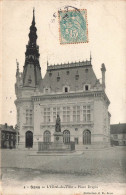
[[0, 0, 126, 126]]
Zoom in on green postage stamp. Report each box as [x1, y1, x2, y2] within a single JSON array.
[[58, 9, 88, 44]]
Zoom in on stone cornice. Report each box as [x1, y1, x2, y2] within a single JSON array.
[[14, 97, 32, 105], [32, 91, 110, 105], [14, 90, 110, 106]]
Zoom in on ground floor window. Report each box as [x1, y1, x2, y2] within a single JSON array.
[[25, 131, 33, 148], [83, 130, 91, 145], [43, 130, 51, 143], [63, 130, 70, 144]]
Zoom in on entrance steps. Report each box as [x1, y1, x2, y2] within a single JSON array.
[[28, 150, 83, 156]]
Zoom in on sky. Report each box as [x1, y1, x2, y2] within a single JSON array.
[[0, 0, 126, 126]]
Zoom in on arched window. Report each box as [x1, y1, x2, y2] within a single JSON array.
[[43, 130, 51, 143], [83, 130, 91, 145], [63, 130, 70, 144], [25, 131, 33, 148]]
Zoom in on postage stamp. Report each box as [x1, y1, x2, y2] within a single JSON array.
[[58, 9, 88, 44]]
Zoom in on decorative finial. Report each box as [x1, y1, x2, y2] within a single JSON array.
[[101, 63, 106, 71], [16, 59, 19, 77], [32, 7, 35, 25], [47, 56, 49, 66], [90, 51, 92, 63], [16, 59, 19, 70], [33, 7, 35, 18]]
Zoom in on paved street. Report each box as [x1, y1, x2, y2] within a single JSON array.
[[1, 146, 126, 182], [1, 146, 126, 195]]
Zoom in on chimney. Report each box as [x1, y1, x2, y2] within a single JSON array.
[[10, 125, 13, 129], [5, 123, 7, 128], [101, 63, 106, 90]]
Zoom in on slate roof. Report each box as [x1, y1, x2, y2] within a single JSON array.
[[0, 124, 16, 132], [110, 123, 126, 134], [39, 60, 101, 92]]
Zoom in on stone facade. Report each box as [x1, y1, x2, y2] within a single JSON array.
[[111, 123, 126, 146], [15, 10, 111, 150]]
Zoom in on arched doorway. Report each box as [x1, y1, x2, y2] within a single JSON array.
[[25, 131, 33, 148], [63, 130, 70, 144], [43, 130, 51, 143], [83, 130, 91, 145]]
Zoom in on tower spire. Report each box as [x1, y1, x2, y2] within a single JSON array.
[[24, 8, 39, 62], [22, 9, 42, 87], [28, 8, 37, 47]]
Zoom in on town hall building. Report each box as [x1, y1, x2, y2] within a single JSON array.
[[15, 10, 111, 150]]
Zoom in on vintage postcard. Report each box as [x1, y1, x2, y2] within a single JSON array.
[[0, 0, 126, 195]]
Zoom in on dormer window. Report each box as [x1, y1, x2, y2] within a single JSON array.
[[45, 89, 48, 93], [75, 74, 79, 80], [57, 72, 60, 81], [85, 85, 90, 91], [44, 88, 50, 93], [65, 87, 68, 93], [63, 86, 70, 93], [57, 77, 60, 81], [75, 70, 79, 80], [85, 85, 88, 91]]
